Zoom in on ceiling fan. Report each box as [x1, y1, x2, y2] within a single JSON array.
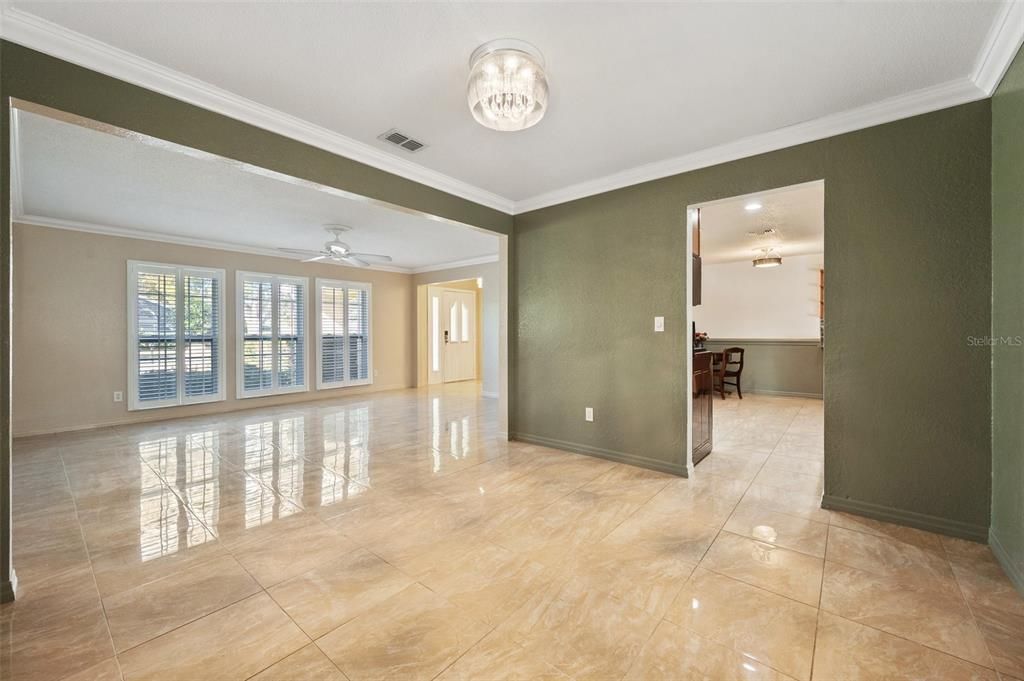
[[278, 225, 393, 268]]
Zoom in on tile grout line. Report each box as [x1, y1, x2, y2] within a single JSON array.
[[941, 545, 1002, 673], [685, 399, 820, 680], [808, 520, 833, 679], [58, 445, 127, 681]]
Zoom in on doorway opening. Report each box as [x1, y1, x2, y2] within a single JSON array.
[[416, 270, 501, 398], [685, 180, 825, 473]]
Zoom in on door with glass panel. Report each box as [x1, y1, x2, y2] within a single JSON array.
[[441, 289, 476, 383]]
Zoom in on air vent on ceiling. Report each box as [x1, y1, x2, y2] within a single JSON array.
[[378, 128, 427, 153]]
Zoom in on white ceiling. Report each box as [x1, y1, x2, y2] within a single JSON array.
[[3, 2, 1020, 214], [698, 181, 824, 265], [14, 109, 499, 272]]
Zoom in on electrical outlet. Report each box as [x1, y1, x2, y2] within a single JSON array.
[[654, 316, 665, 332], [585, 407, 594, 422], [113, 391, 123, 403]]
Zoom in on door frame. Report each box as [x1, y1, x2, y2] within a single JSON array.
[[684, 179, 825, 475]]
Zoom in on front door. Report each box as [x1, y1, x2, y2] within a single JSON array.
[[442, 289, 476, 383]]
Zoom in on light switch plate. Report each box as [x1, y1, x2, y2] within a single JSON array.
[[585, 407, 594, 422], [654, 316, 665, 332]]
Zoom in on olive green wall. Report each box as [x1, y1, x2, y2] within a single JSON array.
[[0, 40, 14, 602], [513, 100, 993, 538], [991, 45, 1024, 591], [0, 40, 512, 601]]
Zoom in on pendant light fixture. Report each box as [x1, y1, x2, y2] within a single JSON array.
[[753, 248, 783, 268], [467, 39, 549, 132]]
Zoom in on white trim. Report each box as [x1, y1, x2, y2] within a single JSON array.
[[973, 0, 1024, 96], [481, 391, 499, 399], [236, 270, 310, 399], [127, 260, 226, 411], [690, 179, 825, 210], [3, 3, 1021, 216], [0, 6, 514, 214], [514, 78, 986, 213], [15, 214, 500, 276], [410, 254, 500, 274], [9, 111, 25, 217], [314, 278, 374, 391]]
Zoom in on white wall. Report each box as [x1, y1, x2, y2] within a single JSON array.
[[693, 253, 823, 339]]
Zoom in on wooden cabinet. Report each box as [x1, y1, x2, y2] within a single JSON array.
[[692, 350, 714, 465]]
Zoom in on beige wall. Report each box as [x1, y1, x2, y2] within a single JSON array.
[[13, 223, 416, 436]]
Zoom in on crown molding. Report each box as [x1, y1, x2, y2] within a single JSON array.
[[973, 0, 1024, 96], [512, 77, 986, 213], [4, 3, 1022, 218], [411, 254, 500, 274], [15, 214, 499, 274], [14, 214, 428, 273], [0, 6, 515, 215]]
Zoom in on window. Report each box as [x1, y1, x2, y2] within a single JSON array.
[[316, 279, 372, 389], [128, 261, 225, 410], [236, 272, 308, 397]]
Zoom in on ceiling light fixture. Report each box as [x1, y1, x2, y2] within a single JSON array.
[[467, 39, 548, 132], [744, 201, 763, 212], [753, 248, 783, 268]]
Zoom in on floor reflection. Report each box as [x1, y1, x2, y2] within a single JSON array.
[[122, 395, 492, 558]]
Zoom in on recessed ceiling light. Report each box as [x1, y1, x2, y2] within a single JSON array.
[[745, 201, 762, 212]]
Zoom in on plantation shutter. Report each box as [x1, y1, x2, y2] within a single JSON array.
[[241, 277, 274, 393], [317, 279, 372, 388], [129, 262, 224, 410], [183, 271, 220, 399], [238, 273, 307, 397], [277, 281, 305, 388], [135, 265, 178, 405], [347, 287, 370, 382], [320, 285, 346, 385]]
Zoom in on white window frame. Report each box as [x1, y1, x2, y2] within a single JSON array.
[[127, 260, 226, 411], [236, 271, 310, 399], [315, 278, 373, 390]]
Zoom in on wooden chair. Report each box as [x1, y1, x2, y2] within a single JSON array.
[[714, 347, 745, 399]]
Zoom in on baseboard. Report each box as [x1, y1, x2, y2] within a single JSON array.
[[746, 389, 823, 399], [481, 391, 499, 399], [1, 570, 18, 603], [13, 382, 413, 438], [989, 529, 1024, 597], [821, 495, 988, 542], [511, 432, 687, 477]]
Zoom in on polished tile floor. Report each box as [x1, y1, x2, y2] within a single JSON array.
[[4, 384, 1023, 680]]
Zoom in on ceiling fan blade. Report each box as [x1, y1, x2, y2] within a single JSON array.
[[302, 255, 329, 263], [348, 252, 393, 263], [340, 255, 371, 267], [278, 247, 325, 257]]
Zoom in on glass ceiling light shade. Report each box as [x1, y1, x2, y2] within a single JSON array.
[[467, 39, 548, 132], [753, 248, 783, 268]]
